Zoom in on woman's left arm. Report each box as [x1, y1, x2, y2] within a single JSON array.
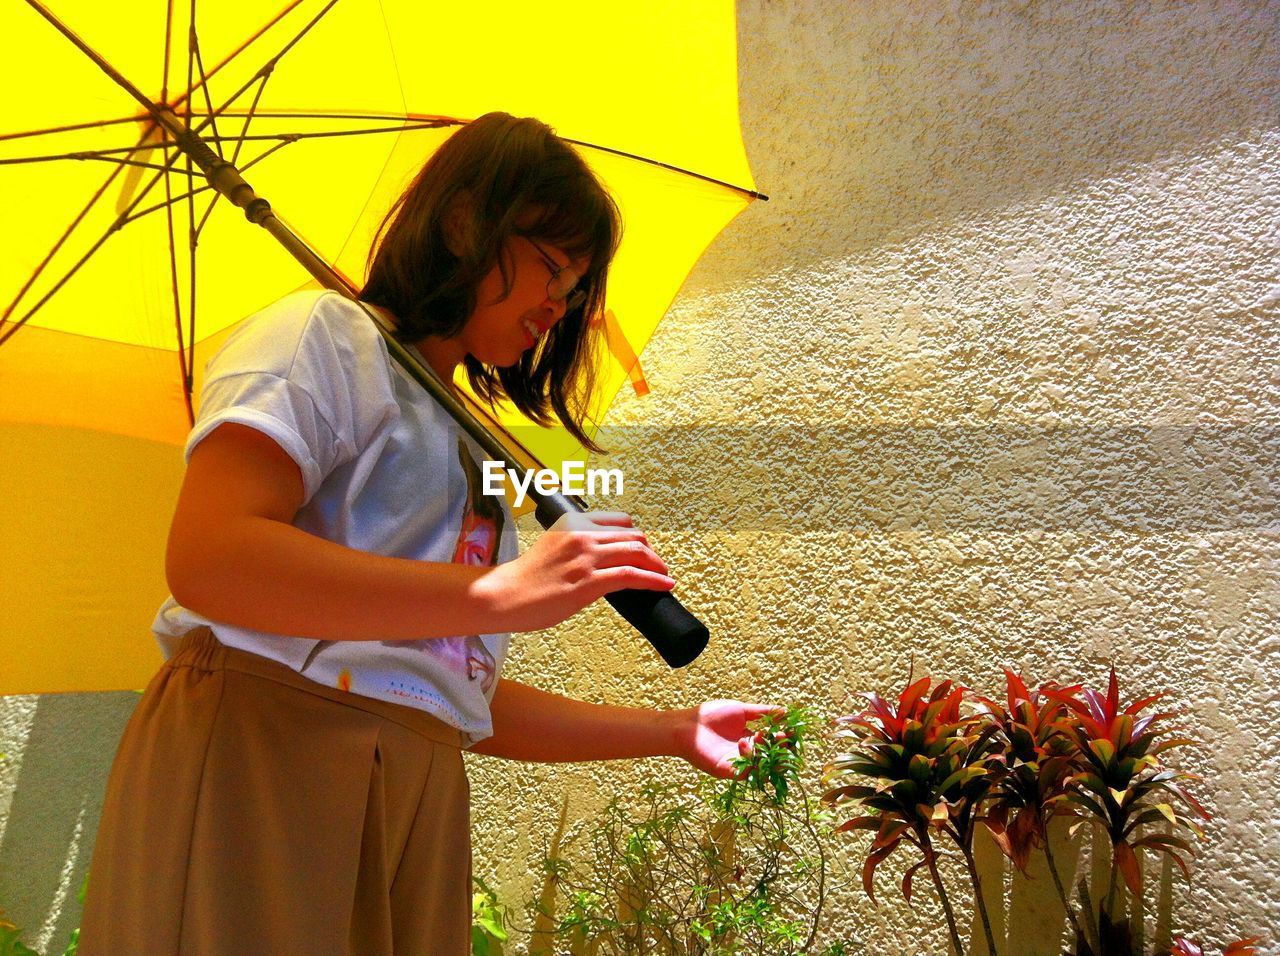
[[469, 678, 782, 778]]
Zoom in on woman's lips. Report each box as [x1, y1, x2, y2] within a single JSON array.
[[522, 313, 554, 348]]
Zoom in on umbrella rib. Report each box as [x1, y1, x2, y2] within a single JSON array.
[[0, 115, 147, 144], [254, 0, 341, 79], [0, 157, 130, 337], [229, 72, 273, 170], [0, 120, 453, 167], [166, 0, 308, 117], [184, 144, 198, 423], [207, 122, 452, 143], [561, 137, 770, 202], [162, 0, 175, 102], [0, 124, 206, 343], [182, 0, 201, 411], [189, 16, 225, 162], [187, 0, 246, 242], [197, 54, 285, 240], [211, 111, 771, 200], [0, 144, 239, 165], [218, 110, 460, 123], [0, 152, 178, 172], [3, 116, 764, 202], [178, 0, 200, 412], [1, 215, 128, 347], [179, 0, 197, 407], [162, 144, 194, 421], [0, 2, 306, 143], [0, 114, 179, 340], [183, 0, 196, 131], [192, 180, 220, 240], [185, 0, 341, 145], [168, 0, 198, 424]]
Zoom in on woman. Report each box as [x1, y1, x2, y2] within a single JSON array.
[[79, 113, 778, 955]]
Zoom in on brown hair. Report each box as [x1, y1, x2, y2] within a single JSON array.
[[361, 112, 622, 451]]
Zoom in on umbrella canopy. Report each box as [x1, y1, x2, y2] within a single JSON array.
[[0, 0, 761, 692]]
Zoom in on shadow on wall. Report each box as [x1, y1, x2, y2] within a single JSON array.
[[957, 823, 1185, 955], [700, 0, 1278, 283], [0, 693, 137, 952]]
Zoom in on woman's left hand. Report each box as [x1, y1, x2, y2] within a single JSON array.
[[676, 700, 787, 778]]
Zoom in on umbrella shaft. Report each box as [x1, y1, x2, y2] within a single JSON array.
[[140, 117, 713, 663], [28, 0, 707, 663]]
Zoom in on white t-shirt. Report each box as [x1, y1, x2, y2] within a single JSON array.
[[153, 290, 518, 746]]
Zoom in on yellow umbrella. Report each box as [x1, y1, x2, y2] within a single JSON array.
[[0, 0, 762, 692]]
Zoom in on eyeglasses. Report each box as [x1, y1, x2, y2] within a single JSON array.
[[527, 238, 587, 314]]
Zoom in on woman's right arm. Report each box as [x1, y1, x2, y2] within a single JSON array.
[[166, 422, 674, 641]]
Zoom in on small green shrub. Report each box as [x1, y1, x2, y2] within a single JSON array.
[[472, 875, 509, 955], [0, 919, 77, 956], [522, 705, 858, 954]]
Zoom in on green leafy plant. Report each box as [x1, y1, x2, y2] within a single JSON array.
[[526, 705, 853, 954], [0, 920, 77, 956], [472, 876, 509, 956], [717, 706, 818, 810], [0, 875, 84, 956], [0, 919, 41, 956]]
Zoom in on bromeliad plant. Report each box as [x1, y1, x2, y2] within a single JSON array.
[[822, 667, 1234, 956], [820, 677, 1004, 956], [977, 670, 1085, 940], [1045, 669, 1211, 956], [1167, 937, 1260, 956]]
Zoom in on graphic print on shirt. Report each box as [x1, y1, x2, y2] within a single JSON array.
[[386, 439, 504, 694]]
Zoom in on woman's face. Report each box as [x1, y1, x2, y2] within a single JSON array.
[[458, 236, 590, 368]]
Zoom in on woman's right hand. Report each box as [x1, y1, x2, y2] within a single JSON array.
[[475, 511, 675, 632]]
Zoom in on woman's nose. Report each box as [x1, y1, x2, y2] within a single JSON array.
[[541, 296, 567, 325]]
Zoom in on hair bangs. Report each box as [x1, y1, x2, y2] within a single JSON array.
[[362, 112, 622, 453]]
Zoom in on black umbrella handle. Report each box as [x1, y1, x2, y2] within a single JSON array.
[[359, 313, 711, 669], [534, 493, 709, 669]]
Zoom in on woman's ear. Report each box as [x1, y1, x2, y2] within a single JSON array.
[[442, 192, 475, 258]]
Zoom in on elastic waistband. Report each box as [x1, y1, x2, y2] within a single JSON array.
[[169, 627, 464, 749]]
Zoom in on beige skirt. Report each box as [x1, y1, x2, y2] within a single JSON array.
[[79, 626, 472, 956]]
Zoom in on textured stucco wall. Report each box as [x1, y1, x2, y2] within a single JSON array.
[[467, 1, 1279, 951], [2, 1, 1277, 953]]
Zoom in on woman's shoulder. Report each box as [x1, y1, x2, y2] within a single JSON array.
[[207, 291, 390, 380], [250, 289, 385, 354]]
